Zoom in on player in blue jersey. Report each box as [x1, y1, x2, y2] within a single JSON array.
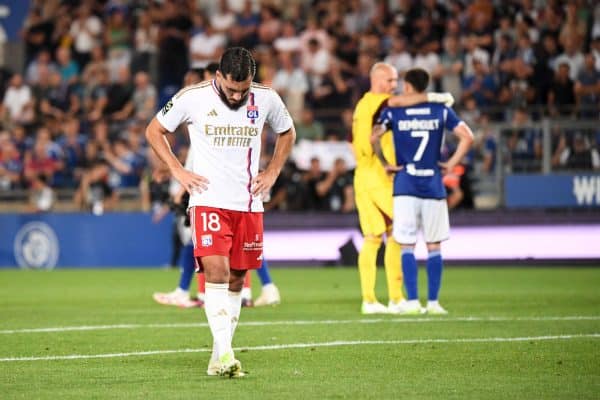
[[371, 68, 474, 315]]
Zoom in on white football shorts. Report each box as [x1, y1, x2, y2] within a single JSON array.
[[392, 196, 450, 244]]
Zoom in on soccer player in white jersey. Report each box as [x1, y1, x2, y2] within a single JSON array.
[[145, 47, 296, 377], [371, 68, 473, 315]]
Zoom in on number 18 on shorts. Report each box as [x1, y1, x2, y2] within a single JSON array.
[[189, 206, 264, 270]]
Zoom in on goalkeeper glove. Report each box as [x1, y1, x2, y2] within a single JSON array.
[[427, 92, 455, 107]]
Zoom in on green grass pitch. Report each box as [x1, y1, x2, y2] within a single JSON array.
[[1, 266, 599, 399]]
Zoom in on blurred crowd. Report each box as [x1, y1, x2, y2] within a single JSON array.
[[0, 0, 599, 213]]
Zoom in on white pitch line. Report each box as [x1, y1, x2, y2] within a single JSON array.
[[1, 334, 599, 363], [1, 315, 599, 335]]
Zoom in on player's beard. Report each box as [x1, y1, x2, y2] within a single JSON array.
[[217, 85, 248, 110]]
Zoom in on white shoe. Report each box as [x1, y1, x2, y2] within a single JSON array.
[[206, 359, 220, 376], [361, 301, 388, 314], [218, 352, 244, 378], [388, 299, 424, 315], [425, 302, 448, 315], [152, 289, 202, 308], [386, 299, 407, 314], [254, 284, 281, 306]]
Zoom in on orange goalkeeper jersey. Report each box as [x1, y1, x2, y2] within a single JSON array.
[[351, 91, 396, 190]]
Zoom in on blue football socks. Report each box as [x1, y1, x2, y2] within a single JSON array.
[[178, 243, 195, 291], [401, 247, 418, 300], [256, 258, 272, 286], [426, 250, 443, 301]]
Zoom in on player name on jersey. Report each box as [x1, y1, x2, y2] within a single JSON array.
[[396, 118, 440, 131]]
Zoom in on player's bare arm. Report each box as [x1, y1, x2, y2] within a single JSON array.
[[371, 124, 403, 174], [145, 117, 209, 194], [251, 127, 296, 196], [438, 122, 474, 174], [387, 92, 455, 107]]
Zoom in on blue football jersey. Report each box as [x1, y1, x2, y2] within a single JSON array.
[[378, 102, 462, 199]]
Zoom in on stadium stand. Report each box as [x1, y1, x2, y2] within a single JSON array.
[[0, 0, 599, 214]]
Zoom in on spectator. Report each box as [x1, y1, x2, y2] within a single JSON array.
[[189, 21, 226, 69], [533, 33, 560, 104], [73, 159, 117, 215], [55, 47, 79, 85], [157, 1, 191, 96], [2, 74, 34, 127], [474, 114, 497, 175], [436, 34, 464, 101], [25, 49, 57, 85], [271, 51, 308, 121], [39, 71, 80, 122], [548, 62, 576, 117], [104, 66, 134, 125], [132, 71, 158, 123], [461, 58, 496, 109], [85, 67, 110, 123], [301, 156, 326, 210], [506, 107, 542, 172], [27, 173, 55, 212], [302, 37, 332, 89], [59, 118, 87, 182], [0, 138, 23, 190], [210, 0, 236, 34], [554, 35, 585, 81], [132, 10, 159, 77], [315, 157, 355, 213], [383, 35, 412, 76], [22, 8, 54, 65], [104, 7, 132, 82], [257, 5, 282, 45], [235, 0, 260, 47], [23, 131, 63, 187], [273, 21, 301, 54], [574, 53, 600, 118], [558, 132, 600, 171], [294, 108, 324, 142], [463, 35, 490, 79], [69, 4, 103, 68], [498, 58, 536, 114], [104, 138, 145, 188]]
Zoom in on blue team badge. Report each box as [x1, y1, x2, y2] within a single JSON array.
[[246, 105, 259, 119]]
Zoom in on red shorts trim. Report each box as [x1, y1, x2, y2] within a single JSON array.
[[190, 206, 263, 270]]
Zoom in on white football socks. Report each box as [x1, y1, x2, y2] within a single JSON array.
[[204, 283, 232, 360]]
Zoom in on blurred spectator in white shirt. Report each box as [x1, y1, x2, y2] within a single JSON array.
[[272, 52, 308, 121], [273, 21, 301, 54], [2, 74, 34, 126]]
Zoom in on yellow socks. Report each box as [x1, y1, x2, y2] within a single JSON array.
[[385, 238, 404, 303], [358, 236, 381, 303]]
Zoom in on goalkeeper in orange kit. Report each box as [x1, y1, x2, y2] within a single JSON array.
[[351, 62, 453, 314]]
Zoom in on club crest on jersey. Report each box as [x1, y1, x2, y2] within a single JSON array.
[[246, 105, 258, 119], [201, 234, 213, 247]]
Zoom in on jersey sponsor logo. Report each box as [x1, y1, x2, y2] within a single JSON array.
[[201, 234, 213, 247], [207, 109, 218, 117], [204, 124, 260, 136], [161, 99, 173, 115], [406, 107, 431, 115], [243, 240, 263, 252], [13, 222, 59, 269]]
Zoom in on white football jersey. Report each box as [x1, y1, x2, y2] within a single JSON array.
[[156, 80, 293, 212]]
